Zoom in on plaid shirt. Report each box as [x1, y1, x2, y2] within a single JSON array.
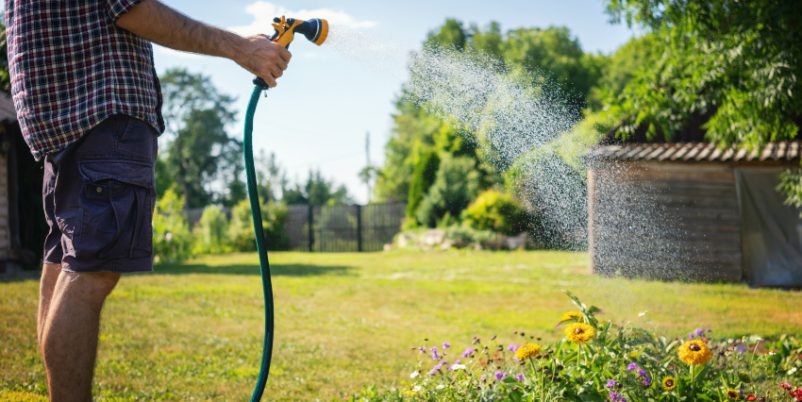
[[5, 0, 164, 161]]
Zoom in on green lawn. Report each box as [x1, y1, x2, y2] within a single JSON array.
[[1, 251, 801, 401]]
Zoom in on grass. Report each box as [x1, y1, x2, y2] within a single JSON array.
[[1, 250, 801, 401]]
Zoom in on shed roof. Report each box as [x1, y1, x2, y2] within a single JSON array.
[[586, 141, 802, 163]]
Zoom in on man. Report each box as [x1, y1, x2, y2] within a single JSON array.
[[5, 1, 290, 400]]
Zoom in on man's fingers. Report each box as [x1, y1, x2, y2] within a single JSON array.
[[269, 65, 283, 79], [278, 48, 291, 63]]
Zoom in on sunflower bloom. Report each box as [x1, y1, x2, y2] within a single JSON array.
[[662, 376, 677, 391], [515, 343, 542, 360], [564, 323, 595, 344], [678, 339, 713, 366], [560, 311, 583, 322], [726, 388, 741, 400]]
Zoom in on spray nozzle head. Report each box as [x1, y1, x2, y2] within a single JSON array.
[[270, 16, 328, 47]]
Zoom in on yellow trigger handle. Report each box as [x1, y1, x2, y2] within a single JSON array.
[[272, 17, 303, 48]]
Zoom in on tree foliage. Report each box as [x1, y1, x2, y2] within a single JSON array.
[[158, 68, 243, 208], [283, 169, 352, 206], [604, 0, 802, 147], [375, 19, 604, 229], [0, 22, 9, 93]]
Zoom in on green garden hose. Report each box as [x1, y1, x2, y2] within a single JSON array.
[[241, 15, 329, 400], [244, 83, 272, 402]]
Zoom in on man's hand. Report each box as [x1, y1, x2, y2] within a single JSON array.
[[116, 0, 291, 87], [233, 35, 291, 88]]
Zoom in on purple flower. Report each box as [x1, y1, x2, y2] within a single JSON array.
[[516, 373, 525, 382], [606, 379, 618, 389], [638, 369, 651, 387], [706, 327, 712, 333], [626, 362, 639, 371], [688, 332, 695, 339], [736, 345, 747, 353], [695, 328, 706, 337], [443, 342, 451, 349], [428, 360, 448, 376], [507, 344, 518, 352], [431, 346, 440, 361], [495, 371, 507, 380], [418, 346, 426, 354], [461, 347, 475, 358], [609, 391, 627, 402]]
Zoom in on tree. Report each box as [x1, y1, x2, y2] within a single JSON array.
[[604, 0, 802, 205], [604, 0, 802, 146], [415, 155, 481, 228], [375, 19, 603, 226], [158, 68, 242, 208], [283, 169, 352, 205], [0, 22, 9, 92]]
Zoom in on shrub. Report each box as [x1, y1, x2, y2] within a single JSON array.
[[152, 188, 193, 263], [406, 151, 441, 226], [357, 293, 802, 401], [227, 199, 289, 251], [461, 190, 528, 235], [416, 155, 481, 228], [192, 205, 230, 254]]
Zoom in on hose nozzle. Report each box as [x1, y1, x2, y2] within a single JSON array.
[[254, 16, 328, 89], [270, 16, 329, 48]]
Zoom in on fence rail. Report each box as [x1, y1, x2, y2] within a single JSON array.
[[286, 202, 406, 252]]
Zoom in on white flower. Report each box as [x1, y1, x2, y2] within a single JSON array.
[[789, 367, 798, 375], [435, 384, 445, 390], [410, 370, 420, 379], [450, 363, 467, 371], [412, 385, 422, 392]]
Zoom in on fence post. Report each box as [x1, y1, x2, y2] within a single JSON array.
[[355, 204, 363, 252], [307, 204, 314, 252]]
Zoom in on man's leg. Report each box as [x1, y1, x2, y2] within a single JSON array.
[[37, 263, 62, 351], [42, 270, 120, 402]]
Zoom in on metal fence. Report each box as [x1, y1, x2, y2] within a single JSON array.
[[286, 202, 406, 252]]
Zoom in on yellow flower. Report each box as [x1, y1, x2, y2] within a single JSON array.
[[677, 339, 713, 366], [564, 323, 595, 344], [560, 311, 583, 322], [515, 343, 542, 360], [726, 388, 741, 400], [628, 350, 641, 359], [661, 376, 677, 391]]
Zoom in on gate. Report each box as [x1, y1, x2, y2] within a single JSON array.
[[285, 202, 406, 252]]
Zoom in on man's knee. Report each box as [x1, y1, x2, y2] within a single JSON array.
[[60, 271, 121, 301]]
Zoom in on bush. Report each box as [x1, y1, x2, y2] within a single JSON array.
[[461, 190, 528, 235], [192, 205, 230, 254], [152, 188, 193, 263], [406, 151, 441, 226], [227, 199, 289, 251], [358, 292, 802, 401], [416, 155, 481, 228]]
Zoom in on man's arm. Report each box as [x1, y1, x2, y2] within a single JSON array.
[[116, 0, 290, 88]]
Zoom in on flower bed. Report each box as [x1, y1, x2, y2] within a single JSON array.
[[352, 292, 802, 401]]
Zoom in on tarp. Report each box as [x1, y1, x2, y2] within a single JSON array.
[[735, 168, 802, 287]]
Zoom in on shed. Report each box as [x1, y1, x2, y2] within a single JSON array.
[[0, 92, 44, 273], [586, 142, 802, 287]]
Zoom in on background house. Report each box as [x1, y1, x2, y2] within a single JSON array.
[[0, 92, 45, 273], [586, 141, 802, 287]]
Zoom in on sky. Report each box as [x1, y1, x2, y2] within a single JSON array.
[[7, 1, 638, 203]]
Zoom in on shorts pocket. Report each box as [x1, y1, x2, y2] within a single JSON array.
[[77, 160, 155, 260]]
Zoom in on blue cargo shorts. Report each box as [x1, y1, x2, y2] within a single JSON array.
[[42, 115, 158, 273]]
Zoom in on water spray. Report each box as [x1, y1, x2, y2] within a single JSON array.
[[244, 15, 328, 401]]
